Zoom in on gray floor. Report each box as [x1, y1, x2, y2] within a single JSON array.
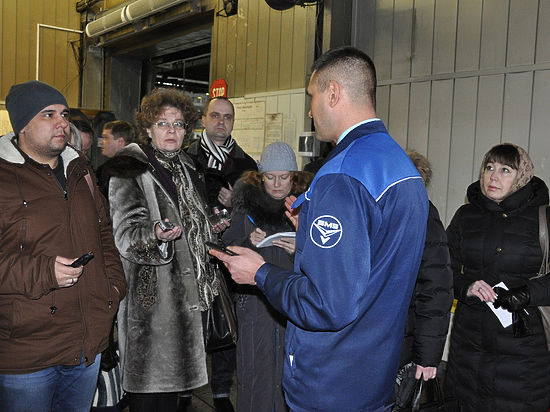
[[121, 353, 238, 412]]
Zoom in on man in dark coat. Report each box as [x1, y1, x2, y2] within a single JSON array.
[[186, 97, 257, 412], [187, 97, 257, 211]]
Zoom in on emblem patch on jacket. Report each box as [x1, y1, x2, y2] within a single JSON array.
[[310, 215, 343, 248]]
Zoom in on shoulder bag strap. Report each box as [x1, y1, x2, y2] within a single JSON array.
[[538, 205, 549, 276]]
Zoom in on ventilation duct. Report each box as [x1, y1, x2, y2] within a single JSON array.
[[85, 0, 192, 38], [265, 0, 320, 11]]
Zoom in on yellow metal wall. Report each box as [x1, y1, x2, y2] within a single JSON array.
[[0, 0, 81, 107], [211, 0, 316, 97]]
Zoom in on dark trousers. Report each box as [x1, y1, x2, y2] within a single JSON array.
[[127, 392, 178, 412], [210, 345, 236, 396]]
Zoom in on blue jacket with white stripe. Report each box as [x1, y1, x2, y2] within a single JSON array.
[[255, 120, 429, 412]]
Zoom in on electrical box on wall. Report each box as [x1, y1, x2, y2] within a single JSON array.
[[298, 131, 320, 157]]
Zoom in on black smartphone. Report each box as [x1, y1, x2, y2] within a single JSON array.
[[205, 241, 238, 256], [70, 251, 94, 268], [158, 220, 175, 231]]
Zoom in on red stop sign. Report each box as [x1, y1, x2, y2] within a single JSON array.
[[210, 79, 228, 98]]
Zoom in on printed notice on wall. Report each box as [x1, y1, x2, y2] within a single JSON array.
[[232, 101, 265, 155], [0, 110, 12, 135], [265, 113, 283, 146]]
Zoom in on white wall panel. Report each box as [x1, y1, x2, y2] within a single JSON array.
[[474, 75, 505, 178], [407, 81, 431, 153], [388, 83, 410, 148], [455, 0, 482, 72], [479, 0, 509, 70], [355, 0, 550, 224], [536, 0, 550, 64], [507, 0, 538, 66], [447, 77, 478, 223], [392, 0, 413, 79], [501, 72, 533, 149], [432, 0, 457, 74], [427, 80, 453, 220], [411, 0, 435, 77], [530, 70, 550, 182], [373, 0, 395, 82], [376, 85, 391, 125]]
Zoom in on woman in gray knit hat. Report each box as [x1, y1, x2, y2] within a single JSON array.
[[222, 142, 312, 412]]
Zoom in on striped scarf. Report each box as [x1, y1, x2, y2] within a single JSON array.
[[200, 129, 235, 170]]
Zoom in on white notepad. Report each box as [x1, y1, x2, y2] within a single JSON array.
[[256, 232, 296, 248]]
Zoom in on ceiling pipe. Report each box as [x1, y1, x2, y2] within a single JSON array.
[[36, 24, 84, 80], [85, 0, 195, 38]]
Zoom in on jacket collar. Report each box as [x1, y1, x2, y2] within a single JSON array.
[[0, 132, 80, 175]]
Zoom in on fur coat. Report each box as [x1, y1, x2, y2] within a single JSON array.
[[108, 143, 210, 393]]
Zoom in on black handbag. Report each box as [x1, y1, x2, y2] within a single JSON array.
[[100, 319, 119, 372], [531, 204, 550, 350], [205, 270, 238, 352], [394, 362, 454, 412], [394, 377, 446, 412]]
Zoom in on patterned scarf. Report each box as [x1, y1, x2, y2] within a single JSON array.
[[153, 147, 219, 310], [200, 129, 235, 170]]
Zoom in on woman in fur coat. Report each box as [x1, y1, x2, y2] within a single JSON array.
[[108, 88, 220, 412], [222, 142, 312, 412]]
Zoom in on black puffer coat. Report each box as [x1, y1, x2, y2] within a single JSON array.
[[222, 177, 309, 412], [445, 176, 550, 412], [400, 201, 453, 368]]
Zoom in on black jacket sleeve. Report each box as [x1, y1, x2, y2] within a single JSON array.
[[410, 202, 454, 367]]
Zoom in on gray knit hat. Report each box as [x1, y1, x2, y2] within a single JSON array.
[[6, 81, 68, 135], [258, 141, 298, 173]]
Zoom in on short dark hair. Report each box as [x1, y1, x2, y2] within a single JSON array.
[[311, 46, 377, 108], [103, 120, 136, 145], [72, 119, 93, 136], [482, 144, 520, 170], [203, 97, 234, 117], [136, 88, 198, 140]]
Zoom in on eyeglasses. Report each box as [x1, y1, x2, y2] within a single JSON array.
[[153, 121, 188, 130]]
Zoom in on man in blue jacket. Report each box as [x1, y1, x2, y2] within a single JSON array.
[[211, 46, 429, 412]]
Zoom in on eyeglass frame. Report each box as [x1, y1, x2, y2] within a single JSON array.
[[152, 120, 189, 130]]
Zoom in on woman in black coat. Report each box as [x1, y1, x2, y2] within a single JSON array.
[[222, 142, 312, 412], [445, 143, 550, 412], [400, 151, 453, 381]]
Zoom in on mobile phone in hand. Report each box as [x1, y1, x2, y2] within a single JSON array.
[[205, 241, 238, 256], [158, 220, 175, 231], [70, 251, 94, 268]]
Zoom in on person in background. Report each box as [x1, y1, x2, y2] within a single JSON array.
[[187, 97, 257, 211], [73, 119, 94, 152], [0, 80, 126, 412], [95, 120, 137, 198], [398, 151, 453, 381], [108, 88, 219, 412], [186, 97, 257, 412], [445, 143, 550, 412], [210, 46, 428, 412], [222, 142, 312, 412], [69, 122, 84, 150]]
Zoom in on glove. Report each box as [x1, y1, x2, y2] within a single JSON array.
[[512, 310, 533, 337], [493, 285, 530, 312]]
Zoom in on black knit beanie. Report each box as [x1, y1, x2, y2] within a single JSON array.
[[5, 81, 68, 135]]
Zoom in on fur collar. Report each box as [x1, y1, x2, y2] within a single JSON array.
[[102, 143, 150, 179], [0, 132, 80, 176], [105, 143, 197, 179], [232, 179, 295, 233]]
